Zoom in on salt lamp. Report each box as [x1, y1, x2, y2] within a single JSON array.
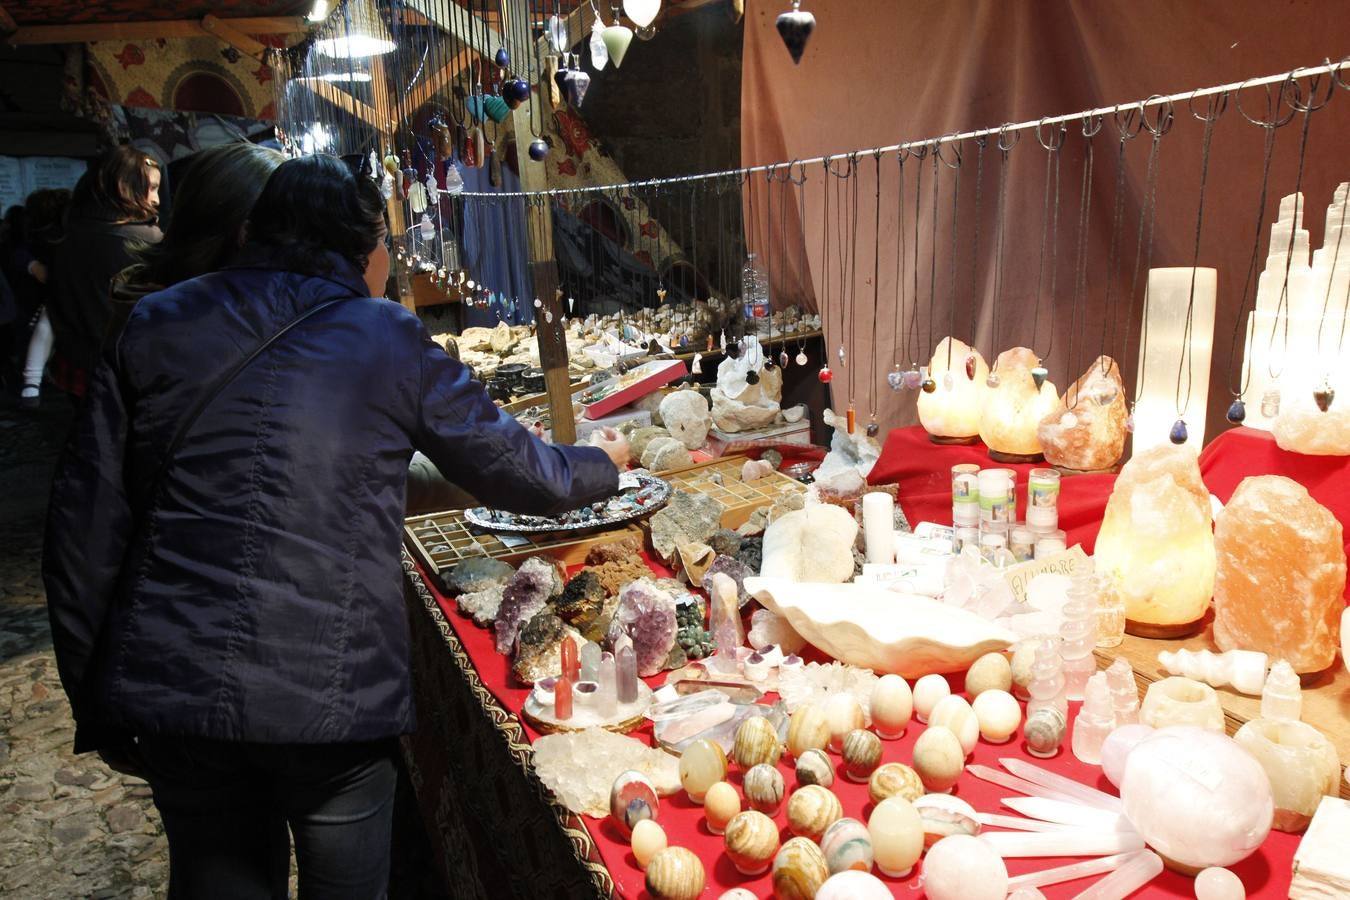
[[1093, 445, 1216, 637], [918, 337, 988, 443], [1213, 475, 1344, 673], [1036, 356, 1127, 472], [1132, 268, 1216, 453], [978, 347, 1058, 462]]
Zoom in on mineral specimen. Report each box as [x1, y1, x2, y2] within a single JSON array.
[[607, 578, 678, 676], [494, 556, 564, 653], [628, 425, 675, 462], [712, 352, 783, 433], [819, 817, 874, 875], [742, 459, 775, 481], [610, 770, 659, 836], [918, 337, 989, 440], [1234, 718, 1341, 833], [674, 541, 715, 585], [1036, 356, 1128, 471], [1156, 647, 1268, 695], [743, 763, 786, 814], [1213, 475, 1345, 673], [978, 347, 1059, 458], [457, 584, 505, 627], [771, 836, 829, 900], [587, 534, 643, 565], [649, 491, 724, 563], [796, 749, 834, 788], [642, 436, 695, 472], [533, 728, 680, 817], [511, 612, 577, 684], [868, 763, 923, 805], [787, 784, 844, 842], [659, 389, 713, 449], [725, 810, 780, 875], [760, 504, 859, 583], [700, 555, 754, 607], [1272, 405, 1350, 455], [1093, 444, 1217, 632], [555, 570, 606, 630], [442, 556, 515, 594], [708, 528, 743, 558]]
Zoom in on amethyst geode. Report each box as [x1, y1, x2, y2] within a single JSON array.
[[606, 578, 678, 676], [494, 556, 563, 654]]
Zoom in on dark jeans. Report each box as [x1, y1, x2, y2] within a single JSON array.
[[137, 735, 399, 900]]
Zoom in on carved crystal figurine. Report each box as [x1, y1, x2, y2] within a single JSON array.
[[1025, 637, 1066, 720], [1104, 658, 1139, 726], [1071, 672, 1114, 765], [1260, 659, 1302, 721], [1058, 570, 1098, 702], [1157, 647, 1269, 696]]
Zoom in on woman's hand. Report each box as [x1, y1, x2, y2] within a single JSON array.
[[588, 427, 630, 470]]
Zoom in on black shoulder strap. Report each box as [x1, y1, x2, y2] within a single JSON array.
[[151, 296, 355, 490]]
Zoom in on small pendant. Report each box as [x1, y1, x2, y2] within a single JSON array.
[[965, 355, 977, 380], [1125, 408, 1135, 434], [656, 288, 667, 304], [943, 372, 954, 391], [1260, 389, 1281, 418], [846, 405, 856, 434], [1314, 381, 1335, 412], [921, 377, 937, 393], [1169, 419, 1188, 445], [719, 330, 727, 350], [544, 310, 554, 324], [533, 297, 542, 308], [818, 365, 833, 383], [707, 335, 714, 352], [745, 369, 760, 385], [775, 2, 816, 65], [567, 296, 576, 314], [837, 345, 847, 367], [887, 366, 903, 391], [902, 365, 923, 390], [866, 420, 880, 438], [691, 352, 703, 375], [795, 350, 808, 366], [779, 351, 789, 368], [727, 341, 742, 360], [1031, 364, 1049, 390], [986, 371, 1001, 388], [1226, 398, 1246, 425]]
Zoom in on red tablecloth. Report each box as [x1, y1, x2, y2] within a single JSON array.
[[410, 551, 1301, 899]]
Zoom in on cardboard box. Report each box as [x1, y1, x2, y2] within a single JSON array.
[[579, 359, 688, 420]]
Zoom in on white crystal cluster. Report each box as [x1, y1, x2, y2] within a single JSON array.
[[776, 661, 879, 718], [532, 728, 678, 817]]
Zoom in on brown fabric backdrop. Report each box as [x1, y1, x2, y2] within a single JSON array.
[[741, 0, 1350, 442]]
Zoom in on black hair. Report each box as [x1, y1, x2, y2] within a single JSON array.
[[246, 154, 385, 274], [133, 142, 283, 286], [71, 144, 160, 223]]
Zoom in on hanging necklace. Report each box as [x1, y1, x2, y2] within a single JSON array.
[[921, 141, 940, 394], [987, 125, 1018, 387], [1224, 79, 1295, 422], [1168, 91, 1227, 444], [763, 167, 777, 371], [1313, 180, 1350, 412], [1029, 120, 1066, 390], [965, 135, 986, 381], [846, 152, 861, 432], [817, 159, 833, 385], [888, 148, 909, 390], [1099, 104, 1143, 388], [1066, 113, 1103, 408], [791, 164, 811, 368], [904, 144, 927, 389], [867, 150, 883, 435], [938, 137, 963, 393]]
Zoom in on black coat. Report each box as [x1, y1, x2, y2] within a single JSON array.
[[44, 249, 617, 750]]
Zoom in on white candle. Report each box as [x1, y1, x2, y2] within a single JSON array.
[[863, 492, 897, 565]]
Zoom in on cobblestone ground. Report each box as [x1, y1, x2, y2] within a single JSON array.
[[0, 392, 170, 899]]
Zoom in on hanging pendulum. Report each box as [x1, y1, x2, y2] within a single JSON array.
[[691, 352, 703, 375], [533, 297, 542, 308], [1169, 419, 1189, 445], [656, 287, 667, 304], [796, 349, 808, 366], [902, 364, 922, 390], [727, 340, 742, 360], [1125, 403, 1136, 434], [887, 364, 903, 391], [746, 369, 760, 385], [846, 404, 856, 434], [818, 364, 832, 383], [719, 330, 727, 350], [943, 371, 954, 391], [495, 47, 511, 68], [1226, 397, 1247, 424], [866, 416, 879, 438], [1031, 362, 1049, 390], [1260, 389, 1281, 418], [920, 371, 937, 393], [775, 0, 815, 65], [1314, 380, 1335, 412], [837, 344, 847, 367], [779, 350, 789, 368], [986, 370, 1001, 388], [528, 139, 549, 162], [965, 354, 977, 380]]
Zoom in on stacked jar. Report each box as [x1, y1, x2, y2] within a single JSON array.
[[950, 464, 980, 554], [976, 468, 1015, 566], [1026, 468, 1065, 557]]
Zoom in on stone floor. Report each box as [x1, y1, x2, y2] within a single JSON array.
[[0, 391, 169, 899]]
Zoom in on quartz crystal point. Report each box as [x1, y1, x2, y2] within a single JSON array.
[[617, 646, 639, 704], [1070, 850, 1163, 900], [1094, 575, 1125, 649], [1104, 659, 1139, 726], [1006, 851, 1144, 889], [1093, 445, 1216, 632], [598, 654, 618, 717], [999, 758, 1123, 812], [1156, 647, 1269, 696], [1059, 570, 1099, 701], [966, 765, 1083, 808], [979, 830, 1145, 858], [580, 640, 602, 682], [978, 813, 1078, 833], [1071, 672, 1114, 765], [1036, 356, 1128, 471], [1212, 475, 1345, 673], [708, 572, 745, 666], [1260, 659, 1302, 720], [918, 336, 989, 441], [1000, 796, 1135, 832]]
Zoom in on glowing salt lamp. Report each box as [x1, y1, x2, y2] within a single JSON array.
[[1132, 268, 1216, 454], [978, 347, 1057, 462], [1036, 356, 1128, 472], [918, 337, 988, 444], [1094, 444, 1216, 638]]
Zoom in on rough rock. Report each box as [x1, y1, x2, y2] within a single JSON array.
[[1037, 356, 1127, 471], [533, 728, 682, 817], [641, 436, 694, 472], [511, 612, 575, 684], [585, 558, 652, 598], [580, 595, 621, 644], [708, 528, 743, 558], [700, 555, 754, 606], [735, 536, 764, 572], [649, 491, 724, 562], [494, 556, 564, 654], [814, 409, 882, 493], [761, 449, 783, 470], [458, 585, 506, 627], [488, 321, 515, 353], [606, 578, 679, 676], [442, 557, 515, 595], [917, 336, 989, 440], [710, 351, 783, 433], [1094, 445, 1216, 629], [760, 504, 859, 583], [748, 608, 807, 654], [658, 390, 713, 449], [631, 391, 668, 427], [741, 459, 774, 481], [978, 346, 1059, 457], [587, 535, 643, 565], [1213, 475, 1345, 673], [628, 426, 674, 463], [675, 541, 716, 584], [1273, 405, 1350, 455], [555, 570, 607, 631]]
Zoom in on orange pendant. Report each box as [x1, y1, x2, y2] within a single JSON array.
[[847, 405, 856, 434]]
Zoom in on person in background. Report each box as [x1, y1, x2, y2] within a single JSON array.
[[14, 189, 72, 409], [44, 153, 629, 899], [46, 145, 161, 398]]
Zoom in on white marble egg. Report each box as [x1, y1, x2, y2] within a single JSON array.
[[971, 689, 1021, 743], [913, 726, 964, 794], [870, 674, 913, 739], [630, 819, 667, 870], [717, 890, 758, 900], [912, 674, 950, 724], [1194, 866, 1246, 900], [965, 652, 1012, 697], [703, 781, 740, 835], [824, 693, 865, 752], [922, 834, 1008, 900], [927, 695, 979, 756]]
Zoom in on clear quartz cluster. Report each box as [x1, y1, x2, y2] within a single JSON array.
[[777, 661, 879, 717], [533, 728, 679, 817]]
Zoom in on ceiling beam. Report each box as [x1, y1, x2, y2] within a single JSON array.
[[291, 77, 380, 128], [0, 5, 17, 40], [6, 16, 306, 46], [402, 0, 504, 61], [402, 46, 474, 114], [200, 14, 269, 65]]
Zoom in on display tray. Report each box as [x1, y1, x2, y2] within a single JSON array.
[[464, 471, 671, 534], [661, 456, 809, 529], [520, 682, 655, 735], [404, 511, 645, 574], [1098, 632, 1350, 801]]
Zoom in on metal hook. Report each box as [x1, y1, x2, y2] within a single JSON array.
[[786, 158, 808, 185], [1285, 68, 1335, 112], [896, 145, 912, 164], [1141, 95, 1174, 136], [1330, 55, 1350, 92], [996, 122, 1020, 152], [1035, 118, 1067, 151], [972, 132, 989, 149], [1236, 73, 1298, 128], [1081, 112, 1105, 138], [1187, 88, 1229, 123], [934, 134, 963, 168], [1113, 102, 1144, 141]]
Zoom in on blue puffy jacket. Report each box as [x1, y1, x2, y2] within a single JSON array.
[[43, 248, 617, 751]]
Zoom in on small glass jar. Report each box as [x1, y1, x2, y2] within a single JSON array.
[[1033, 529, 1067, 558], [1009, 525, 1036, 562]]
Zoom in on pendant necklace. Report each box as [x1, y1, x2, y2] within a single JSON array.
[[1170, 91, 1227, 444], [1029, 120, 1066, 391], [1123, 100, 1174, 434], [866, 150, 883, 436], [888, 148, 909, 391], [987, 126, 1018, 388], [763, 166, 777, 372], [1065, 113, 1103, 409], [938, 137, 963, 394], [964, 135, 987, 382], [921, 140, 942, 394], [846, 152, 861, 433], [904, 144, 928, 389], [1313, 168, 1350, 413], [1098, 105, 1143, 399], [816, 157, 835, 387], [1225, 79, 1295, 423], [790, 164, 811, 368]]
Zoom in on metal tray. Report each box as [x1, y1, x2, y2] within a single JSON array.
[[463, 470, 671, 534]]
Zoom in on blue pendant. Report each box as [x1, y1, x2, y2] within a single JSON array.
[[1169, 419, 1189, 445], [1226, 398, 1246, 425]]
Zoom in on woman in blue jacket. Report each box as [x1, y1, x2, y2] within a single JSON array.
[[43, 154, 625, 899]]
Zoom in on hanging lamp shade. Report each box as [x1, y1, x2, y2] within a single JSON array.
[[603, 23, 634, 68], [623, 0, 661, 29], [313, 0, 396, 59]]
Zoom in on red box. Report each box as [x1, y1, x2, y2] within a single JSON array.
[[579, 358, 688, 420]]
